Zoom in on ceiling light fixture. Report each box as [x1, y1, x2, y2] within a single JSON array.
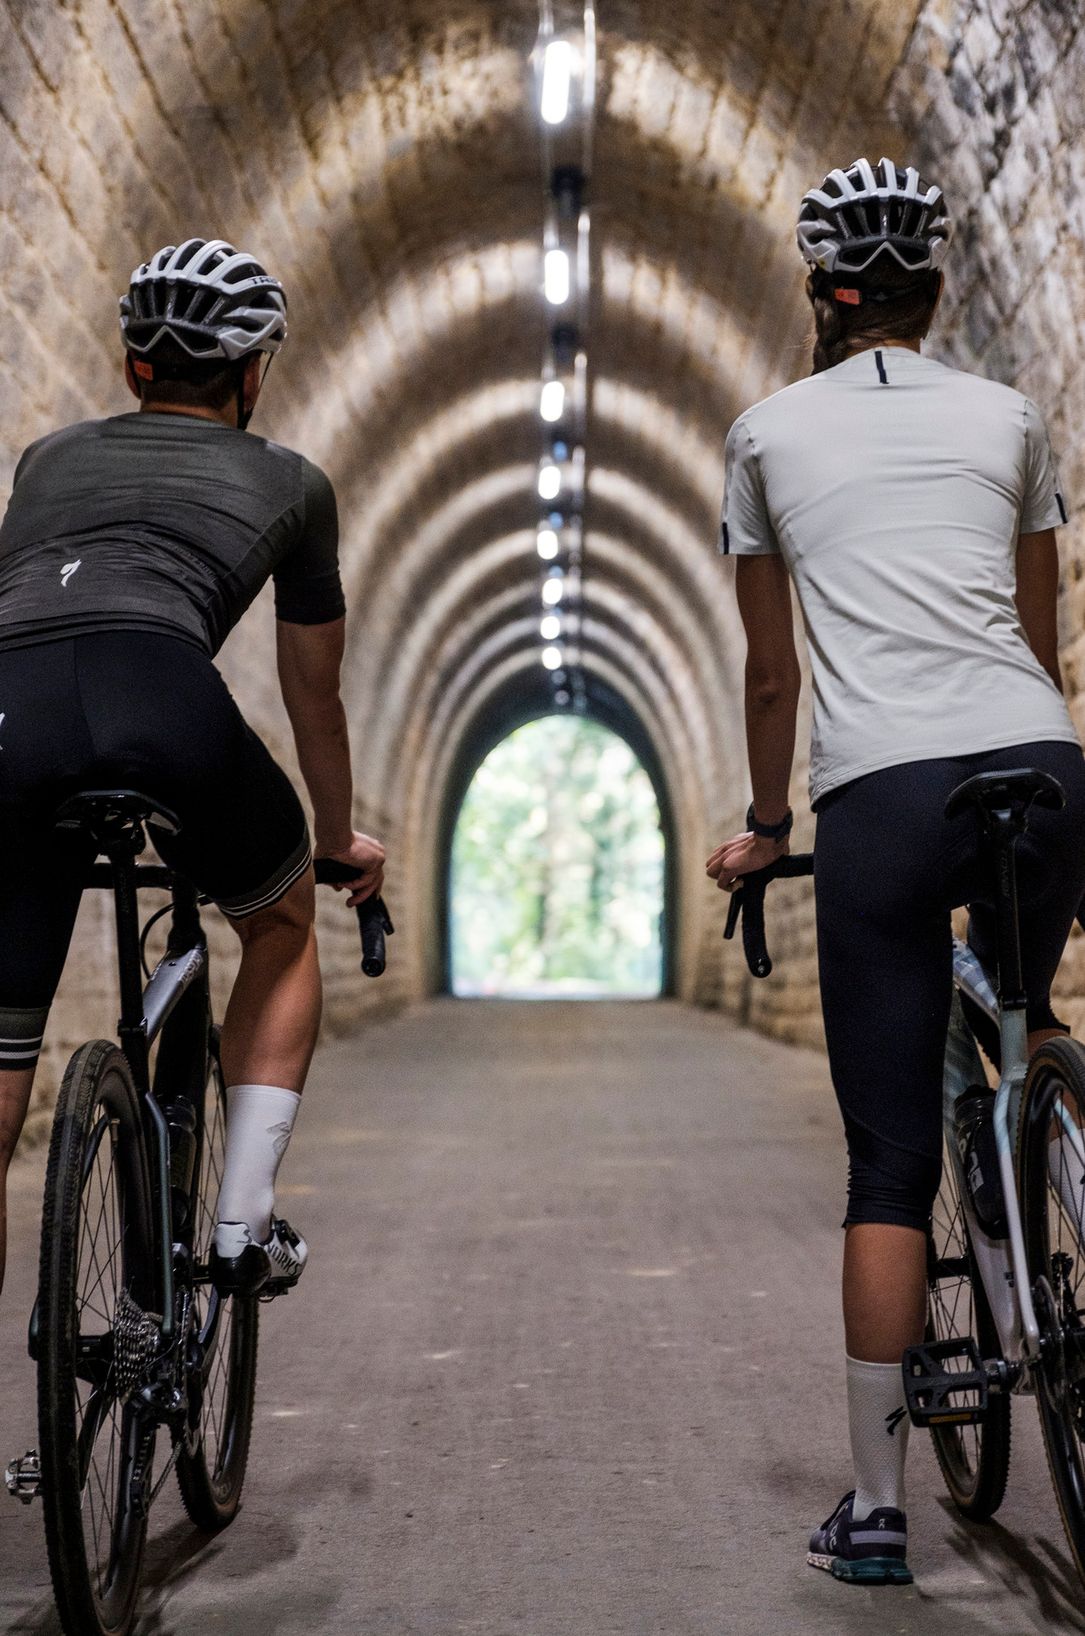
[[544, 247, 570, 305], [540, 39, 574, 125], [540, 379, 565, 422]]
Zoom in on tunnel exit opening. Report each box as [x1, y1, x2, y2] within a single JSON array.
[[448, 715, 665, 998]]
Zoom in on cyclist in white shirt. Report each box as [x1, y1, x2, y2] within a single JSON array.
[[707, 157, 1085, 1583]]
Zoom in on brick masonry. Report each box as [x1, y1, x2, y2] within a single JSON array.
[[0, 0, 1081, 1133]]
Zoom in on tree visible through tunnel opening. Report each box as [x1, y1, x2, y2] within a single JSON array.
[[450, 716, 664, 997]]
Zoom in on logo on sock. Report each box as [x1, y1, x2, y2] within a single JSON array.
[[268, 1119, 293, 1158], [884, 1406, 908, 1436]]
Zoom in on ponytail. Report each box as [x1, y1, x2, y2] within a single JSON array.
[[808, 273, 850, 373]]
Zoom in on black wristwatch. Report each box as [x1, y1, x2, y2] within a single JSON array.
[[746, 802, 793, 843]]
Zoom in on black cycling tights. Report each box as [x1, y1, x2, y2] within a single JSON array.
[[814, 740, 1085, 1234]]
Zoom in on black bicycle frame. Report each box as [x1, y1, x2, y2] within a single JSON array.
[[91, 857, 211, 1345]]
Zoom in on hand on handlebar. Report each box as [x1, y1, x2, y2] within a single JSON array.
[[316, 830, 385, 907], [706, 829, 789, 891]]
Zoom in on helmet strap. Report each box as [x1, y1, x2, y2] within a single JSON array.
[[237, 355, 274, 432]]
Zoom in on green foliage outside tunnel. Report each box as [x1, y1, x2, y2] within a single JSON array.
[[450, 715, 665, 997]]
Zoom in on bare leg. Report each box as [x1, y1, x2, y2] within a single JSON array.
[[219, 870, 321, 1094], [0, 1066, 35, 1297], [843, 1223, 928, 1363]]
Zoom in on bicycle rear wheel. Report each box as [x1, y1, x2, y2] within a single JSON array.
[[37, 1040, 156, 1636], [1019, 1035, 1085, 1584], [925, 1144, 1011, 1518], [175, 1030, 259, 1530]]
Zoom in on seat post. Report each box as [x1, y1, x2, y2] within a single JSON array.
[[111, 846, 150, 1086], [983, 808, 1027, 1014]]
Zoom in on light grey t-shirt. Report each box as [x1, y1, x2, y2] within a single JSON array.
[[720, 346, 1077, 806]]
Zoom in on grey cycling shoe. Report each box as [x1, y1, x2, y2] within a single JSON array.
[[210, 1217, 308, 1296], [807, 1491, 913, 1585]]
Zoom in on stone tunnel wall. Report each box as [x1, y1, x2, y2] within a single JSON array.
[[0, 0, 1084, 1135]]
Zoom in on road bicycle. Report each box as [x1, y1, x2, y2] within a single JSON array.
[[725, 766, 1085, 1586], [4, 788, 392, 1636]]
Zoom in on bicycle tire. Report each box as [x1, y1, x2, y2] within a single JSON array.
[[926, 1143, 1011, 1518], [1018, 1035, 1085, 1585], [175, 1030, 259, 1530], [37, 1039, 156, 1636]]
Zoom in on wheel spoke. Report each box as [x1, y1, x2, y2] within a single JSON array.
[[922, 1135, 1008, 1512]]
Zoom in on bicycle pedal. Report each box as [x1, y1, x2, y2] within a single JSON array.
[[5, 1449, 42, 1504], [902, 1338, 988, 1427]]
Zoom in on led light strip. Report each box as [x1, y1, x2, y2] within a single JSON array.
[[533, 0, 595, 712]]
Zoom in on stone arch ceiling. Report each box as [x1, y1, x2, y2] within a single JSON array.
[[5, 0, 1083, 1053]]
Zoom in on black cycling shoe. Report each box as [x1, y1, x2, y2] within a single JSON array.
[[210, 1218, 308, 1297], [807, 1491, 913, 1585]]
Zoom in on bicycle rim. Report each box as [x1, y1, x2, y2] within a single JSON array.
[[1019, 1036, 1085, 1585], [38, 1040, 155, 1636], [926, 1143, 1011, 1517], [176, 1033, 259, 1529]]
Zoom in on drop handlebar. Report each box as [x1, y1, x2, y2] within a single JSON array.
[[313, 859, 395, 977], [722, 853, 814, 979]]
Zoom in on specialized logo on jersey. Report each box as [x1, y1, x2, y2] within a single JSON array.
[[0, 711, 6, 751], [60, 560, 82, 588]]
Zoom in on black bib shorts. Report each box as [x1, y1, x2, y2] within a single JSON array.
[[814, 738, 1085, 1233], [0, 631, 310, 1068]]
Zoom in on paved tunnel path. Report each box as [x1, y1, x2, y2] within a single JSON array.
[[2, 999, 1085, 1636]]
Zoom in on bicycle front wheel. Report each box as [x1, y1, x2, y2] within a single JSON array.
[[1019, 1035, 1085, 1585], [175, 1030, 259, 1530], [925, 1144, 1011, 1518], [37, 1040, 156, 1636]]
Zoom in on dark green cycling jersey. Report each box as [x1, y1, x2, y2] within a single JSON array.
[[0, 410, 344, 655]]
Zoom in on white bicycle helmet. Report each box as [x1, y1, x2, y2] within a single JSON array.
[[120, 238, 287, 363], [797, 158, 952, 277]]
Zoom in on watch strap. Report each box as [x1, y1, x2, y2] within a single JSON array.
[[746, 802, 793, 842]]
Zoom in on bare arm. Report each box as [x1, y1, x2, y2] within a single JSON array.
[[1016, 528, 1064, 692], [276, 617, 384, 901], [736, 554, 802, 822], [706, 554, 801, 889]]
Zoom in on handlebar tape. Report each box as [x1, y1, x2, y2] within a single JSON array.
[[313, 860, 395, 978], [721, 854, 814, 980]]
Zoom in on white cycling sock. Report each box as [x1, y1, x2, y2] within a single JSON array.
[[847, 1355, 910, 1521], [215, 1084, 300, 1243], [1049, 1123, 1085, 1236]]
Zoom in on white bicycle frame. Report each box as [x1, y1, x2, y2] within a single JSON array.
[[946, 938, 1042, 1365]]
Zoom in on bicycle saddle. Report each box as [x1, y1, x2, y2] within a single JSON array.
[[54, 789, 181, 839], [944, 767, 1066, 823]]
